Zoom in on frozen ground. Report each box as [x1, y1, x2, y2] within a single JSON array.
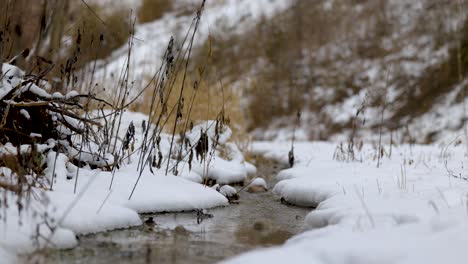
[[223, 140, 468, 263]]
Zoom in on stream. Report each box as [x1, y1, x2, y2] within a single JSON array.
[[26, 157, 311, 264]]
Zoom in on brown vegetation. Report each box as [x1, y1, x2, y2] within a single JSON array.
[[190, 0, 467, 142], [66, 5, 131, 68], [138, 0, 173, 23]]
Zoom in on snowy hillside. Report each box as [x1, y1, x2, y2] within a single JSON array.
[[86, 0, 467, 144], [189, 0, 467, 144], [91, 0, 292, 88]]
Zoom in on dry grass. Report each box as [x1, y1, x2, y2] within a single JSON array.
[[66, 5, 131, 68], [0, 1, 43, 65], [0, 1, 132, 93], [138, 0, 173, 23], [391, 19, 468, 124], [189, 1, 342, 130], [131, 70, 246, 138]]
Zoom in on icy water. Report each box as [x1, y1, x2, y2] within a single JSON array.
[[26, 157, 310, 264]]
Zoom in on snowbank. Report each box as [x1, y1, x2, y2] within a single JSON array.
[[223, 141, 468, 264], [0, 107, 261, 262], [186, 121, 250, 185]]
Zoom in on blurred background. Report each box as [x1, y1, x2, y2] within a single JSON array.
[[1, 0, 466, 144]]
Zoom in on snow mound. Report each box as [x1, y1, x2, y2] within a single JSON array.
[[227, 141, 468, 264], [219, 185, 237, 198], [250, 177, 267, 189], [245, 161, 257, 176], [187, 121, 249, 185]]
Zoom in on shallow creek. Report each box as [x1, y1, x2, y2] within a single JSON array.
[[26, 157, 311, 264]]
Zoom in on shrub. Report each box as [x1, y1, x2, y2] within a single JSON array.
[[132, 70, 246, 137], [67, 5, 131, 67]]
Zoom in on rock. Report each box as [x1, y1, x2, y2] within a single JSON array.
[[220, 185, 238, 198], [247, 177, 268, 193], [247, 185, 267, 193], [144, 217, 155, 225]]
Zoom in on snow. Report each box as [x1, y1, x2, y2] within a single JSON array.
[[193, 156, 247, 184], [120, 166, 228, 212], [19, 109, 30, 120], [249, 0, 463, 144], [0, 108, 263, 262], [88, 0, 142, 10], [0, 197, 78, 254], [177, 164, 203, 183], [0, 63, 56, 104], [245, 161, 257, 176], [250, 177, 267, 189], [2, 0, 463, 262], [219, 184, 237, 198], [51, 92, 63, 99], [0, 248, 16, 264], [0, 64, 24, 99], [18, 83, 52, 98], [0, 141, 55, 156], [30, 133, 42, 138], [64, 90, 79, 99], [91, 0, 292, 95], [223, 140, 468, 264], [223, 222, 468, 264], [186, 120, 250, 184]]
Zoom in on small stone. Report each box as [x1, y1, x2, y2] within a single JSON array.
[[211, 184, 220, 191], [144, 217, 155, 225], [247, 185, 267, 193], [247, 178, 268, 193], [174, 225, 188, 235], [253, 221, 265, 231], [220, 185, 238, 198]]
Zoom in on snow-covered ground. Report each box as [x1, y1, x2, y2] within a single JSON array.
[[0, 116, 254, 262], [223, 140, 468, 263], [3, 0, 468, 262], [0, 63, 255, 262], [0, 121, 246, 262]]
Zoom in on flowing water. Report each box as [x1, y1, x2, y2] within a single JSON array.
[[26, 157, 311, 264]]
